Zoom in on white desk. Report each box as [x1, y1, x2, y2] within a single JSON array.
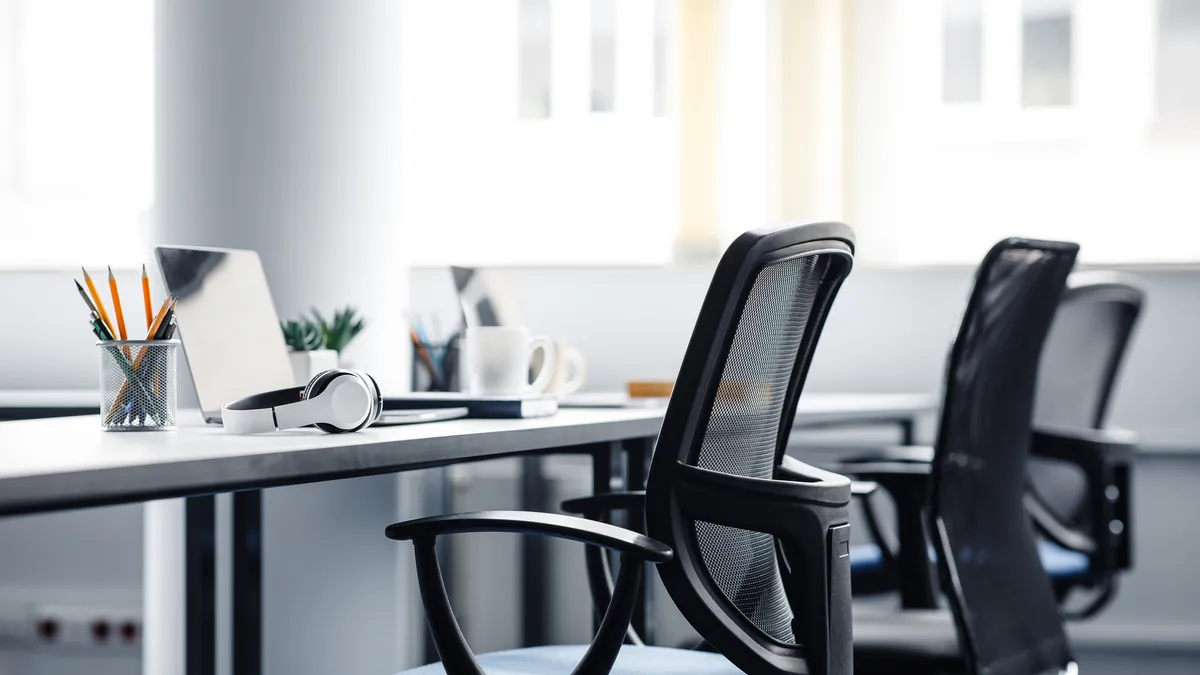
[[0, 408, 665, 516], [0, 406, 665, 675], [0, 391, 935, 673]]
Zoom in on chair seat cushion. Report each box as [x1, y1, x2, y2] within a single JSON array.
[[849, 540, 1090, 579], [850, 543, 886, 571], [399, 645, 744, 675]]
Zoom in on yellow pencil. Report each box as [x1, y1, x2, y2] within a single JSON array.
[[141, 264, 153, 330], [81, 267, 116, 338], [108, 266, 128, 341], [105, 296, 174, 422]]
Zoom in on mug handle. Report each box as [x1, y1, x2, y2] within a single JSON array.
[[557, 346, 588, 396], [527, 336, 557, 394]]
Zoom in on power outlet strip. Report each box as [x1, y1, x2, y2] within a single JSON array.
[[0, 603, 141, 651]]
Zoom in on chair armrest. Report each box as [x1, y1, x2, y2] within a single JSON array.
[[387, 510, 670, 675], [820, 454, 936, 609], [776, 455, 876, 498], [1031, 425, 1137, 465], [842, 445, 935, 465], [561, 491, 647, 516], [385, 510, 671, 563], [851, 481, 878, 496], [1028, 425, 1137, 580]]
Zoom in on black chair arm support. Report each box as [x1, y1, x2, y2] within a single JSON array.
[[1028, 426, 1137, 577], [558, 492, 650, 646], [827, 456, 937, 609], [386, 511, 672, 675], [1031, 426, 1137, 465], [842, 445, 935, 465], [671, 461, 853, 674]]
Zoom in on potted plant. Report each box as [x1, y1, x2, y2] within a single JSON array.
[[312, 306, 366, 366], [281, 317, 338, 386]]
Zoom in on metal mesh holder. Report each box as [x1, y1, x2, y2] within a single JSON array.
[[98, 340, 179, 431]]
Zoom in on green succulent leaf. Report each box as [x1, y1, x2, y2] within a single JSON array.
[[280, 318, 324, 351], [313, 306, 366, 353]]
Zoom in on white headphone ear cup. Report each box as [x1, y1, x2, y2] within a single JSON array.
[[302, 370, 369, 433], [319, 375, 371, 432], [352, 370, 383, 427]]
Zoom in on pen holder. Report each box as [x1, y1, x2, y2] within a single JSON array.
[[98, 340, 179, 431]]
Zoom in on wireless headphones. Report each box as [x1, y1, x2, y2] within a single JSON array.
[[222, 369, 382, 434]]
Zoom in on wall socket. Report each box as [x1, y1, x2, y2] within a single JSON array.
[[0, 603, 141, 651]]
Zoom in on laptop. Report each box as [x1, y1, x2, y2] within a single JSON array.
[[154, 245, 465, 426]]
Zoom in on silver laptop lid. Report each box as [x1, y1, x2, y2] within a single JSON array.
[[155, 246, 294, 423]]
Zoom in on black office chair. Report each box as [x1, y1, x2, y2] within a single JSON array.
[[852, 238, 1084, 675], [849, 270, 1142, 619], [1027, 271, 1142, 616], [386, 222, 858, 675]]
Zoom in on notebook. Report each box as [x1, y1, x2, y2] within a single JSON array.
[[382, 393, 558, 419]]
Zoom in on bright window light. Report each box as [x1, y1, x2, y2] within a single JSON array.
[[0, 0, 153, 267]]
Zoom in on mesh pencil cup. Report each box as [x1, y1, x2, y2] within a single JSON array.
[[98, 340, 179, 431]]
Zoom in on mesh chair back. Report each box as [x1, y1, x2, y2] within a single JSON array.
[[1031, 272, 1144, 522], [647, 222, 855, 675], [929, 239, 1079, 675]]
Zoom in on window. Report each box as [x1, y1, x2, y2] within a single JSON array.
[[1157, 0, 1200, 126], [591, 0, 616, 112], [850, 0, 1200, 264], [943, 0, 984, 103], [1021, 0, 1073, 107], [0, 0, 153, 267], [519, 0, 553, 118], [400, 0, 676, 266]]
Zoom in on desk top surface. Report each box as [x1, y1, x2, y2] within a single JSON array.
[[0, 408, 665, 516], [0, 391, 936, 516]]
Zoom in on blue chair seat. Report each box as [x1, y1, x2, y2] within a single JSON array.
[[400, 645, 743, 675], [849, 541, 1090, 579]]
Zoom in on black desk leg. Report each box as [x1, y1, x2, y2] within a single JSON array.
[[623, 437, 654, 645], [423, 467, 455, 664], [520, 456, 548, 647], [589, 442, 623, 635], [900, 418, 916, 446], [233, 490, 263, 675], [185, 496, 216, 675]]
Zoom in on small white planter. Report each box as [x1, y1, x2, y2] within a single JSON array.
[[288, 349, 339, 386]]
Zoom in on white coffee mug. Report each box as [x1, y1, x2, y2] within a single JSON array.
[[533, 341, 588, 397], [463, 326, 556, 396]]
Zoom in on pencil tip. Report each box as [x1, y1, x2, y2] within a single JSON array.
[[142, 263, 147, 275], [107, 265, 114, 277]]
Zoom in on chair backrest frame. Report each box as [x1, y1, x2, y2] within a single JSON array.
[[647, 222, 856, 675], [929, 238, 1080, 675]]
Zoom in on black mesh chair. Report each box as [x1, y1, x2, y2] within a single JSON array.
[[848, 270, 1142, 619], [852, 239, 1085, 675], [385, 222, 857, 675], [1027, 271, 1142, 616]]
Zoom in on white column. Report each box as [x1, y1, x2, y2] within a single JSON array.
[[154, 0, 407, 391], [152, 1, 412, 674]]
